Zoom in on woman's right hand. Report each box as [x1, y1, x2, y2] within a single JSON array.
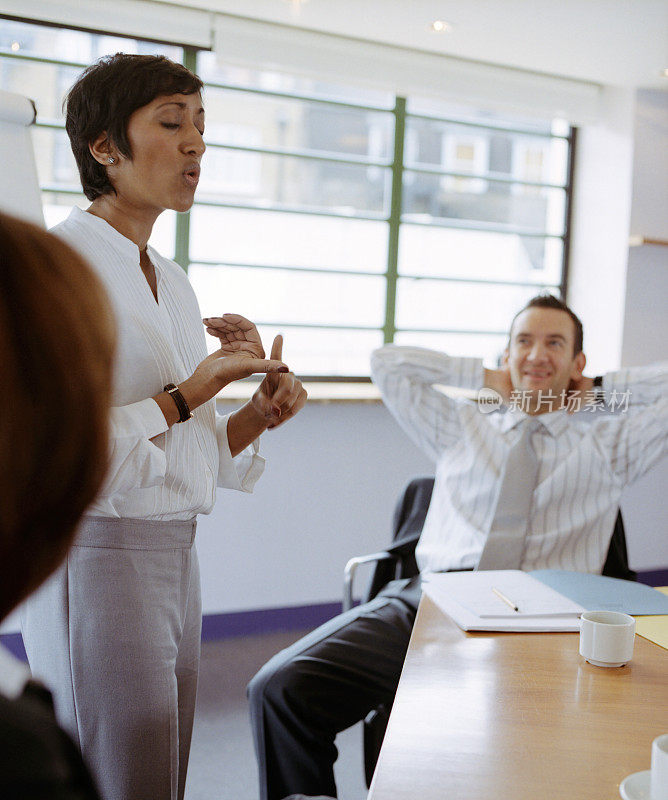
[[187, 346, 289, 397]]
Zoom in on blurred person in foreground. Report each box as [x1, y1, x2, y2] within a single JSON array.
[[20, 53, 306, 800], [0, 211, 114, 799]]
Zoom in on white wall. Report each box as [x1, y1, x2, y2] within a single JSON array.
[[567, 87, 636, 374], [619, 89, 668, 572], [565, 87, 667, 574], [197, 401, 431, 614]]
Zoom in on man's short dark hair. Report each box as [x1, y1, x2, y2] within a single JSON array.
[[509, 294, 584, 355], [66, 53, 203, 200]]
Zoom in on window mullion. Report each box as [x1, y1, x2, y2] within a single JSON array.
[[174, 46, 199, 272], [560, 126, 576, 301], [384, 96, 406, 344]]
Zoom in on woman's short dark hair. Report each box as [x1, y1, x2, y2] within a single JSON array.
[[66, 53, 203, 200], [0, 212, 115, 620]]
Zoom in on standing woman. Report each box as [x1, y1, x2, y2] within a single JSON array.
[[21, 54, 307, 800]]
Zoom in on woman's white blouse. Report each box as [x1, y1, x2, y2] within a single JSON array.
[[53, 207, 264, 520]]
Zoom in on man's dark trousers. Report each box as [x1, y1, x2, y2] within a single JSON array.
[[247, 577, 422, 800]]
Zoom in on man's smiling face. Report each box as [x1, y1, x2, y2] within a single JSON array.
[[504, 307, 586, 405]]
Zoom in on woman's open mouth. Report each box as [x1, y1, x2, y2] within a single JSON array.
[[183, 164, 200, 189]]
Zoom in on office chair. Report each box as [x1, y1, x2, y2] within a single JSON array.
[[343, 475, 637, 787]]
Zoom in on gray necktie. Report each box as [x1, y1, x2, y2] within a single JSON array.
[[477, 417, 542, 570]]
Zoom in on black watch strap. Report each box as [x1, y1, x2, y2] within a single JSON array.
[[591, 375, 604, 405], [164, 383, 192, 423]]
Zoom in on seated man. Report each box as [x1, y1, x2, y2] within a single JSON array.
[[248, 294, 667, 800], [0, 212, 115, 799]]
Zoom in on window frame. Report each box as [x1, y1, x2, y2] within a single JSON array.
[[0, 20, 575, 382]]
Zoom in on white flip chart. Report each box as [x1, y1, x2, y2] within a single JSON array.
[[0, 89, 44, 226]]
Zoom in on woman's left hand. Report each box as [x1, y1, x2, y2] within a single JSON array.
[[251, 335, 307, 429], [204, 317, 307, 429], [203, 313, 266, 359]]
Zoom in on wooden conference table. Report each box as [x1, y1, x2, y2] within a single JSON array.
[[367, 593, 668, 800]]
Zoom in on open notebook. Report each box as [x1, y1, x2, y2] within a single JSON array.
[[422, 569, 668, 632]]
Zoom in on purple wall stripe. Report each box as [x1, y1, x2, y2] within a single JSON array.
[[200, 601, 343, 641], [638, 568, 668, 587], [1, 601, 344, 663], [1, 633, 26, 661], [3, 569, 667, 663]]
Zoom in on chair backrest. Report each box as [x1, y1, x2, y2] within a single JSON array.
[[365, 476, 635, 602], [602, 511, 637, 581], [391, 476, 435, 546], [365, 477, 433, 602]]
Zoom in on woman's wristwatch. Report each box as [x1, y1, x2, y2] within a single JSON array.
[[164, 383, 193, 423], [592, 375, 604, 404]]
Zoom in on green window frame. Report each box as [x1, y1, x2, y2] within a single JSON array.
[[0, 22, 574, 381]]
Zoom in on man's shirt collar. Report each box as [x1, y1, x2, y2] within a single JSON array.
[[497, 407, 569, 437]]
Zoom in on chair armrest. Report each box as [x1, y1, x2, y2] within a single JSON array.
[[343, 551, 396, 612]]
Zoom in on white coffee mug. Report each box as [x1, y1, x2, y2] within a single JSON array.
[[579, 610, 635, 667], [651, 734, 668, 800]]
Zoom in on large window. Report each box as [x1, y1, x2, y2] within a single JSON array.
[[0, 18, 573, 378]]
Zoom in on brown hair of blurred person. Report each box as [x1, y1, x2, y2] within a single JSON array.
[[0, 212, 115, 621]]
